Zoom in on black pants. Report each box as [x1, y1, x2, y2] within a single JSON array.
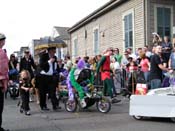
[[20, 90, 30, 111], [0, 89, 4, 130], [163, 53, 171, 64], [38, 75, 58, 109], [121, 69, 127, 88]]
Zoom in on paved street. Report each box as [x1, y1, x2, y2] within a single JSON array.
[[2, 96, 175, 131]]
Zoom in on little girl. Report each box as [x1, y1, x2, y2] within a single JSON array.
[[19, 70, 32, 116], [126, 57, 138, 94]]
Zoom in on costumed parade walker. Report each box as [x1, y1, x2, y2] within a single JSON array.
[[129, 69, 175, 122], [65, 59, 111, 113]]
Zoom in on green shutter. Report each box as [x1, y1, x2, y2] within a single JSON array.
[[124, 13, 133, 48], [157, 7, 171, 38]]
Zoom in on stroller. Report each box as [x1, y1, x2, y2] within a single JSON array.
[[65, 68, 111, 113], [6, 71, 19, 99], [7, 79, 19, 100]]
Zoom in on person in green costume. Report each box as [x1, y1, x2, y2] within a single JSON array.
[[69, 59, 94, 108], [96, 47, 121, 103]]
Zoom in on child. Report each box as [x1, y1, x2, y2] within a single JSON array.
[[126, 57, 138, 94], [19, 70, 32, 116]]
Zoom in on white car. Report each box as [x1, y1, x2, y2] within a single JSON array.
[[129, 87, 175, 122]]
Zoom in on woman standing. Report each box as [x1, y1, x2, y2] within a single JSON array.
[[20, 50, 36, 79], [8, 54, 18, 80], [139, 52, 150, 82]]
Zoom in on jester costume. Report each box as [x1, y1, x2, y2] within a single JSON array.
[[96, 55, 113, 98], [68, 59, 94, 101]]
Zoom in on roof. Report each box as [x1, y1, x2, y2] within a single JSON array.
[[53, 26, 70, 40], [33, 39, 41, 46], [68, 0, 128, 33], [20, 46, 29, 51], [20, 46, 29, 56]]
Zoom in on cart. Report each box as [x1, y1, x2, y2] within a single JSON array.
[[129, 87, 175, 122]]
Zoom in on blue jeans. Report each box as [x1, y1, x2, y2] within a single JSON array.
[[144, 71, 150, 82], [150, 79, 161, 89]]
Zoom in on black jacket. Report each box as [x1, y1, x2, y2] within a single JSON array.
[[20, 56, 36, 78], [39, 53, 60, 74], [8, 60, 18, 70]]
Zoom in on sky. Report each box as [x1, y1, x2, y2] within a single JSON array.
[[0, 0, 109, 56]]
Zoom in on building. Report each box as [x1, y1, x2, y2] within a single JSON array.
[[68, 0, 175, 59], [28, 26, 69, 62], [52, 26, 70, 59]]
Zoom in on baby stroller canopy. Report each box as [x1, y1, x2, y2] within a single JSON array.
[[74, 68, 92, 83]]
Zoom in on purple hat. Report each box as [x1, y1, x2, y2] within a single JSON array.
[[77, 59, 86, 69]]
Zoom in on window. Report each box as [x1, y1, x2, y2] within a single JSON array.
[[93, 28, 99, 55], [157, 7, 171, 38], [124, 13, 133, 49], [73, 38, 78, 57]]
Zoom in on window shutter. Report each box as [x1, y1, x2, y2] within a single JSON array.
[[124, 13, 133, 48]]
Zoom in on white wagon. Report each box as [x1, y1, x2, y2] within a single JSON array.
[[129, 87, 175, 122]]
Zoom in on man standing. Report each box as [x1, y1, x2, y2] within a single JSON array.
[[38, 47, 60, 111], [96, 47, 120, 103], [150, 45, 169, 89], [0, 33, 9, 131]]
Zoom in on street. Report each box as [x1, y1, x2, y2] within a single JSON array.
[[2, 96, 175, 131]]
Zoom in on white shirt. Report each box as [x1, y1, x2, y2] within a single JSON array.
[[129, 53, 137, 61], [40, 60, 57, 76], [114, 62, 121, 70]]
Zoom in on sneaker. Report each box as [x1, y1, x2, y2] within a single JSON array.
[[80, 99, 86, 108], [25, 111, 31, 116], [111, 98, 121, 104]]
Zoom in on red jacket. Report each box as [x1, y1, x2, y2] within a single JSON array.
[[97, 55, 111, 81]]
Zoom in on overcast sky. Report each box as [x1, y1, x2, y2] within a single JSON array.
[[0, 0, 109, 56]]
